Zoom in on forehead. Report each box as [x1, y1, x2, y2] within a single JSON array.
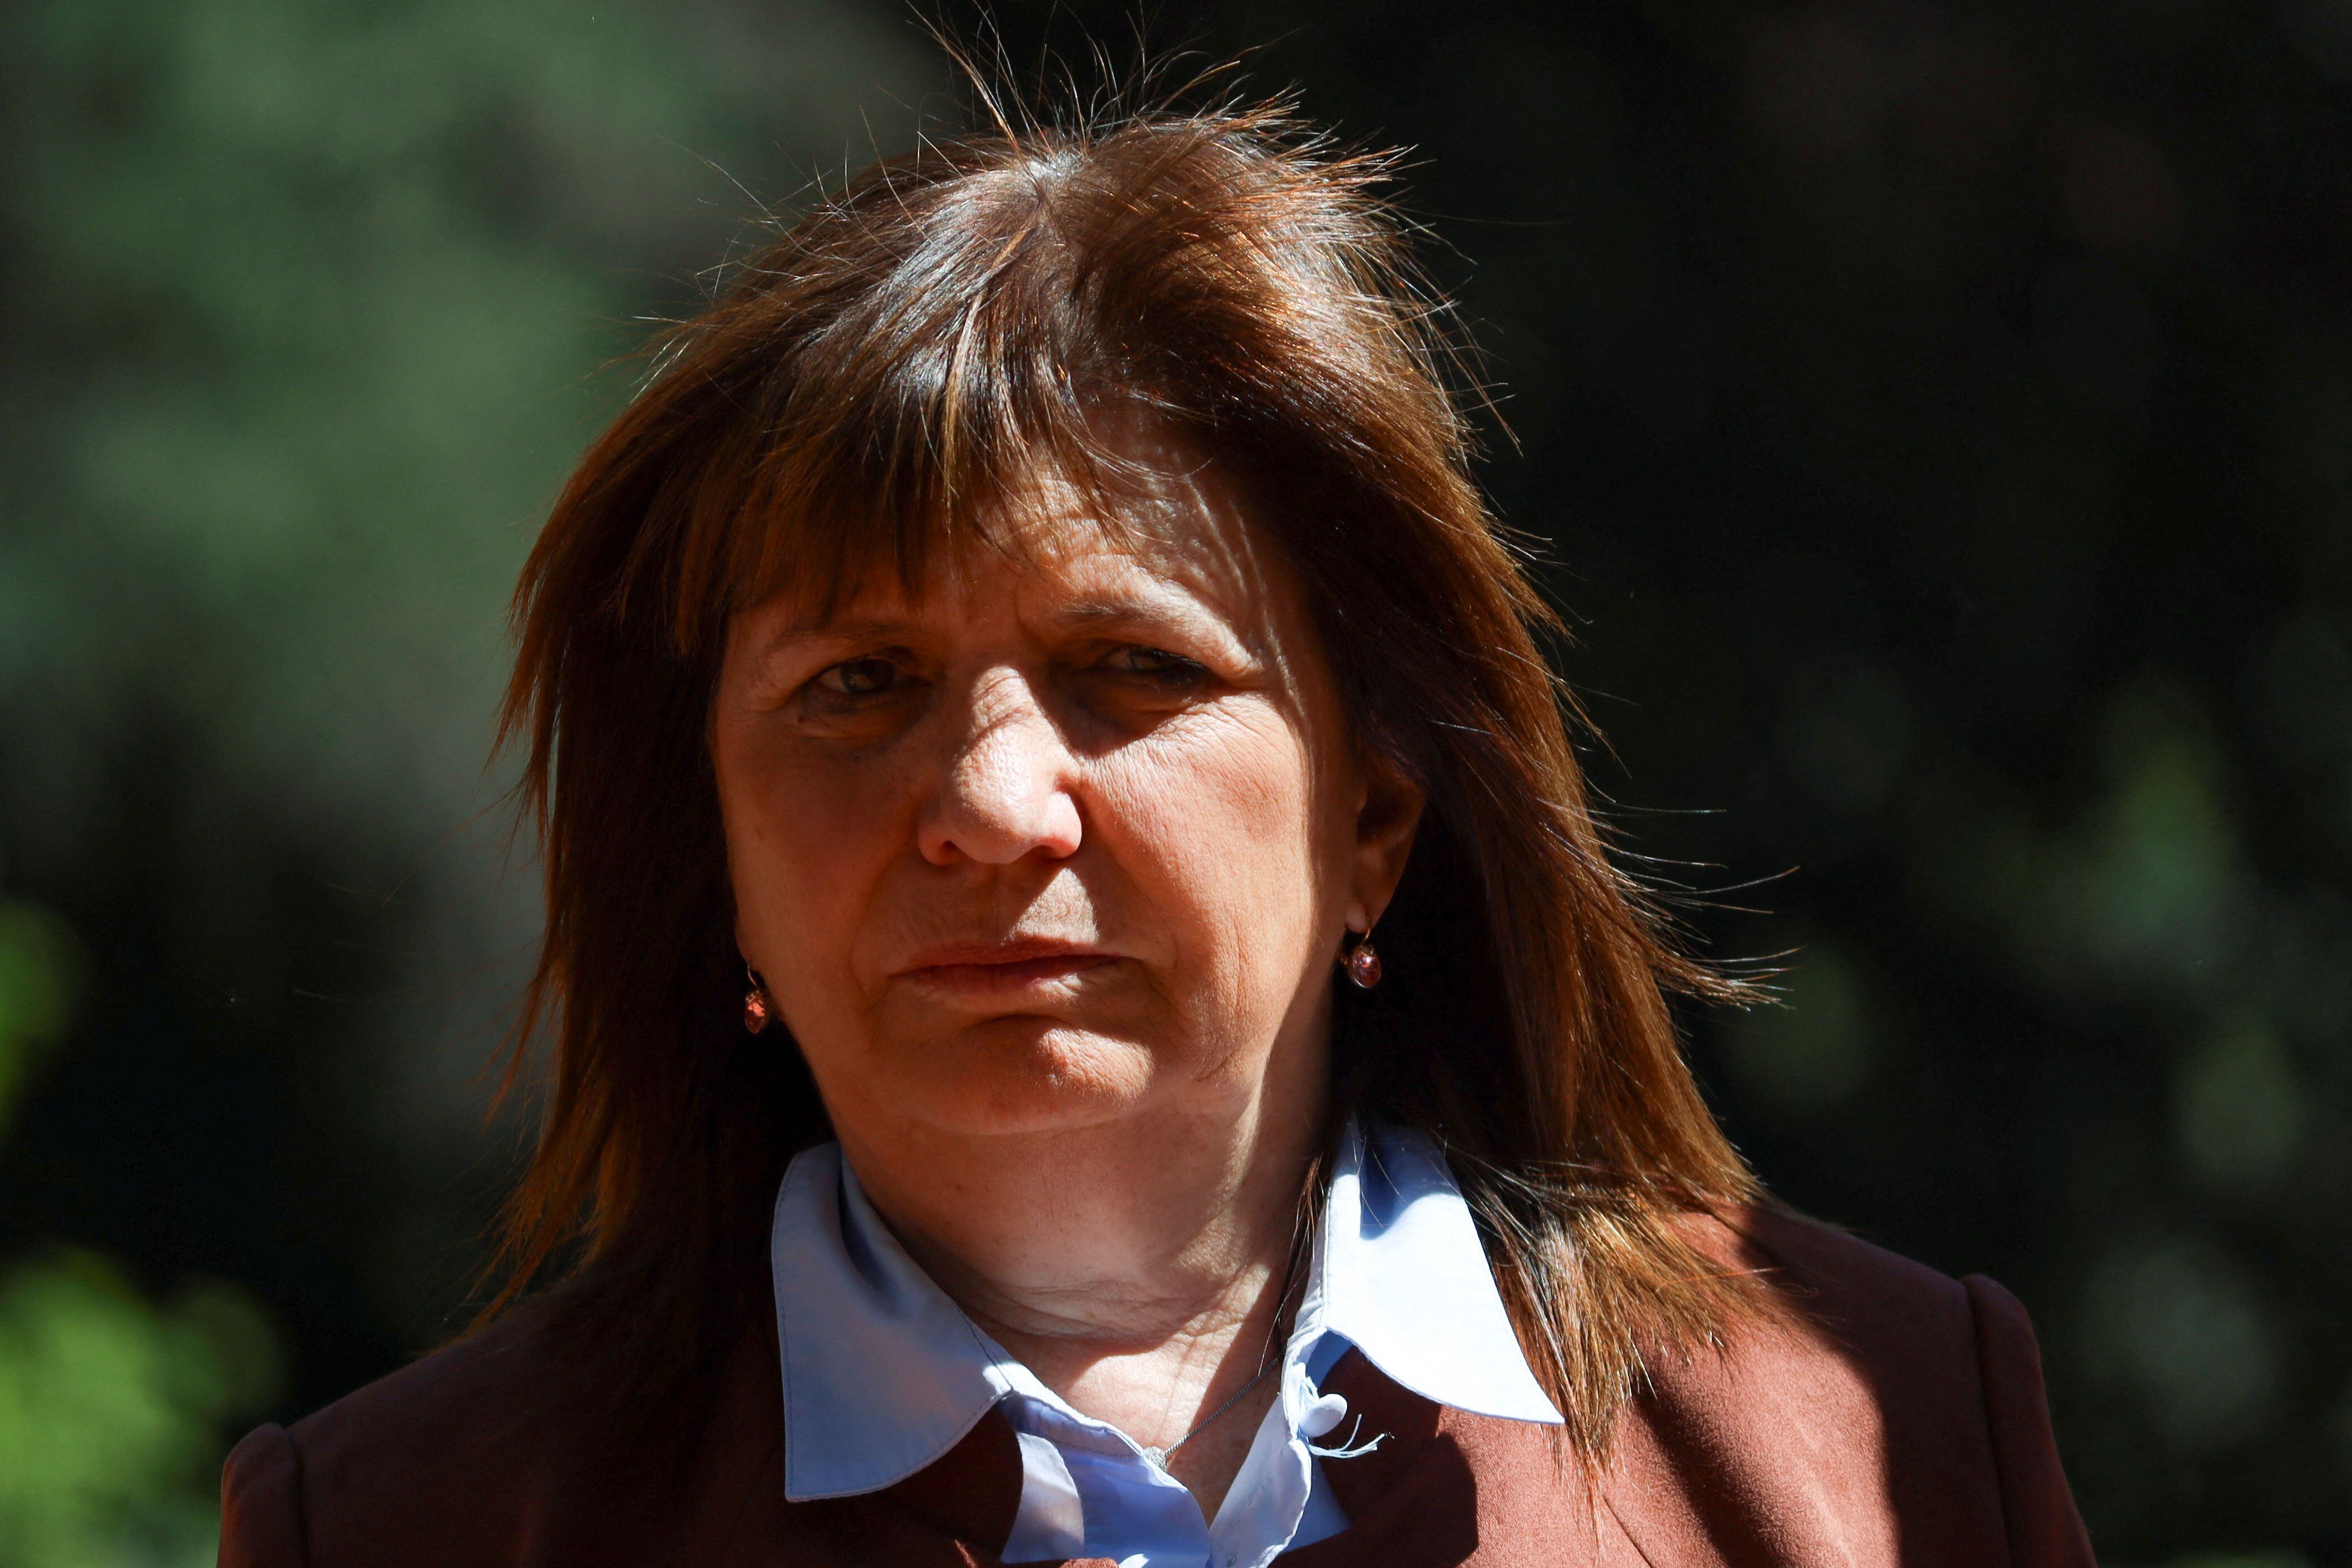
[[763, 421, 1294, 635]]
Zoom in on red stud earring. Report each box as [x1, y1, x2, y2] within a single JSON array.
[[742, 961, 773, 1035], [1344, 931, 1382, 990]]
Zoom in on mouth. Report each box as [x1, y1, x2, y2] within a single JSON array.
[[899, 937, 1119, 996]]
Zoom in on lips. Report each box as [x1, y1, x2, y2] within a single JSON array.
[[899, 937, 1117, 995]]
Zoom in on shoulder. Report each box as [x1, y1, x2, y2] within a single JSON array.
[[1605, 1206, 2094, 1568], [219, 1304, 599, 1568], [218, 1295, 791, 1568], [1652, 1205, 1996, 1445], [1704, 1203, 1982, 1359], [303, 1298, 590, 1442], [1694, 1205, 2076, 1450]]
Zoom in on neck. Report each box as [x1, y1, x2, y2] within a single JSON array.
[[836, 1032, 1327, 1511], [843, 1072, 1322, 1350]]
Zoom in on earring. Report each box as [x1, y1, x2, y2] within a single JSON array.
[[742, 961, 773, 1035], [1344, 930, 1382, 990]]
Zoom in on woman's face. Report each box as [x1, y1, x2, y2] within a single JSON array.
[[710, 424, 1422, 1147]]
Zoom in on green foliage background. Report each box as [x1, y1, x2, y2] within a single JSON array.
[[0, 1, 2345, 1562]]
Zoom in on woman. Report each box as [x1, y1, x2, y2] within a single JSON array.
[[219, 92, 2095, 1568]]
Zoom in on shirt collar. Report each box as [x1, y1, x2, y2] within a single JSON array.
[[769, 1119, 1561, 1502], [1306, 1120, 1563, 1425]]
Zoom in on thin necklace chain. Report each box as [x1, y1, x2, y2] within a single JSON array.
[[1142, 1232, 1310, 1469]]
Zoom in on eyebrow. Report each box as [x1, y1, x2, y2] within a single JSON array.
[[1036, 595, 1213, 632], [768, 614, 918, 645], [770, 589, 1223, 645]]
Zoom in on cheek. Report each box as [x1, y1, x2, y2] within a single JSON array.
[[1098, 708, 1332, 989], [715, 727, 906, 993]]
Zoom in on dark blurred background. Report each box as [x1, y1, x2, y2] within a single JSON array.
[[1, 1, 2345, 1562]]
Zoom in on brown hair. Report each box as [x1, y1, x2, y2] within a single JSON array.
[[493, 87, 1767, 1458]]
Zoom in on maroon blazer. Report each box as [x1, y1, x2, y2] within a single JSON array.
[[217, 1209, 2096, 1567]]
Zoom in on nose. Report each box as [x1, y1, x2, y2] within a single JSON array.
[[916, 670, 1084, 867]]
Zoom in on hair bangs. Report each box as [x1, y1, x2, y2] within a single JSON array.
[[664, 158, 1198, 645]]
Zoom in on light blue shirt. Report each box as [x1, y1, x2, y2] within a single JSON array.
[[770, 1121, 1563, 1568]]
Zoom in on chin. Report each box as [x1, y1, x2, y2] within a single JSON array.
[[908, 1019, 1162, 1138]]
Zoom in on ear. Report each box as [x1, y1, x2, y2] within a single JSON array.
[[1346, 745, 1424, 934]]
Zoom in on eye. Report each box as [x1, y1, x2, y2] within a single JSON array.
[[809, 656, 910, 701], [1099, 644, 1208, 685]]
